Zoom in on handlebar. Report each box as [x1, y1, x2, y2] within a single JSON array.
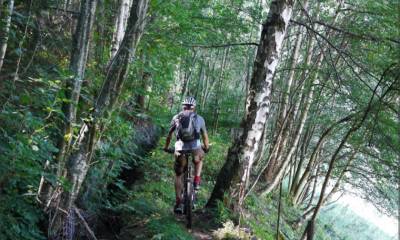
[[164, 148, 175, 154], [163, 146, 210, 154]]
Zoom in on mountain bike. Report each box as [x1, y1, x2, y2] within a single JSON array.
[[165, 148, 197, 229]]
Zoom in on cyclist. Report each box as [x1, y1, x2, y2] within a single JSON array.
[[164, 96, 209, 213]]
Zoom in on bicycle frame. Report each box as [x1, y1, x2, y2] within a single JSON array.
[[165, 148, 198, 229], [182, 151, 195, 229]]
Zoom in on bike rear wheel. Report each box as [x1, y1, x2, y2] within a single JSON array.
[[185, 164, 193, 229], [185, 181, 192, 228]]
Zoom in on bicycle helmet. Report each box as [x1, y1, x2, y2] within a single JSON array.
[[182, 96, 196, 107]]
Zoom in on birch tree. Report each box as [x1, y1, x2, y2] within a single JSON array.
[[59, 0, 98, 179], [110, 0, 132, 59], [207, 0, 295, 208], [0, 0, 14, 72], [48, 0, 149, 238], [261, 1, 345, 196], [37, 0, 98, 204]]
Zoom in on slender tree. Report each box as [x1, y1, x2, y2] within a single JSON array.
[[207, 0, 296, 208], [37, 0, 98, 204], [110, 0, 133, 60], [0, 0, 14, 72], [300, 74, 388, 240], [48, 0, 149, 238]]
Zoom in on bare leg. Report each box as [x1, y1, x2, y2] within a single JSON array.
[[194, 159, 203, 177], [175, 174, 183, 201], [194, 148, 204, 177], [175, 154, 186, 203]]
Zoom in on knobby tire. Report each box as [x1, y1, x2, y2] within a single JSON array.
[[185, 164, 193, 229]]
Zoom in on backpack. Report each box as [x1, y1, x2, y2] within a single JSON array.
[[176, 112, 199, 142]]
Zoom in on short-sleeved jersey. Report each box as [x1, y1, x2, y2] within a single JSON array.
[[170, 110, 207, 150]]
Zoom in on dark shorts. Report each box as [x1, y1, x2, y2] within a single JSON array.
[[174, 148, 204, 175]]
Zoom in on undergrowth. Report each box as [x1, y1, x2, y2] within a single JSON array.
[[112, 127, 339, 240], [112, 131, 232, 239]]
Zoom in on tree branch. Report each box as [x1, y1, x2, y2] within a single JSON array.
[[74, 207, 98, 240], [184, 42, 259, 48], [305, 19, 400, 44], [48, 6, 80, 15], [291, 18, 378, 93]]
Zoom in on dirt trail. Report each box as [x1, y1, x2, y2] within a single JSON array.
[[175, 210, 216, 240], [192, 230, 213, 240]]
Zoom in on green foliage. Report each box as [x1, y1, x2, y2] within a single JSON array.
[[78, 114, 138, 210], [0, 0, 398, 238], [106, 131, 231, 239], [201, 131, 231, 179], [215, 200, 235, 224], [244, 193, 300, 240], [147, 217, 193, 240], [0, 77, 61, 239], [114, 177, 192, 239]]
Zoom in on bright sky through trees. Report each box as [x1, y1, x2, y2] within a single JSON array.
[[338, 194, 398, 237]]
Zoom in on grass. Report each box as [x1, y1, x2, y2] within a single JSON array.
[[110, 129, 343, 240], [113, 131, 232, 239]]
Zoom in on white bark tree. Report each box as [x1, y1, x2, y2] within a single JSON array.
[[110, 0, 133, 59], [37, 0, 98, 204], [48, 0, 149, 238], [207, 0, 296, 208], [0, 0, 14, 72]]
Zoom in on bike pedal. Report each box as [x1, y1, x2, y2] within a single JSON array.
[[174, 203, 185, 214]]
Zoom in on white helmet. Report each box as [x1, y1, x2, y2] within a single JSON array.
[[182, 96, 196, 107]]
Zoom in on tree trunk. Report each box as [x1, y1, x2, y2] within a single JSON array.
[[291, 114, 353, 204], [38, 0, 98, 203], [303, 164, 319, 210], [194, 58, 204, 100], [200, 54, 212, 109], [0, 0, 14, 73], [63, 0, 71, 11], [133, 50, 150, 110], [264, 30, 315, 184], [321, 151, 356, 203], [94, 0, 106, 66], [267, 0, 347, 196], [60, 0, 97, 176], [262, 51, 323, 196], [290, 123, 315, 192], [262, 33, 310, 186], [276, 181, 283, 239], [136, 71, 151, 110], [206, 0, 295, 208], [13, 0, 33, 81], [300, 127, 353, 240], [276, 0, 308, 128], [110, 0, 132, 60], [180, 50, 198, 99], [201, 49, 219, 109], [301, 76, 381, 239], [212, 47, 229, 134], [48, 0, 149, 238], [264, 0, 350, 196], [243, 37, 257, 112], [62, 0, 97, 156]]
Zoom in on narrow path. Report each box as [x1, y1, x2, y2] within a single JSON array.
[[105, 134, 231, 240], [175, 210, 215, 240], [192, 230, 213, 240]]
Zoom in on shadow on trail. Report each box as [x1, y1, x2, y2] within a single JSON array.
[[174, 209, 216, 240]]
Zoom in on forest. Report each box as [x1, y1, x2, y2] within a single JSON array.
[[0, 0, 398, 239]]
